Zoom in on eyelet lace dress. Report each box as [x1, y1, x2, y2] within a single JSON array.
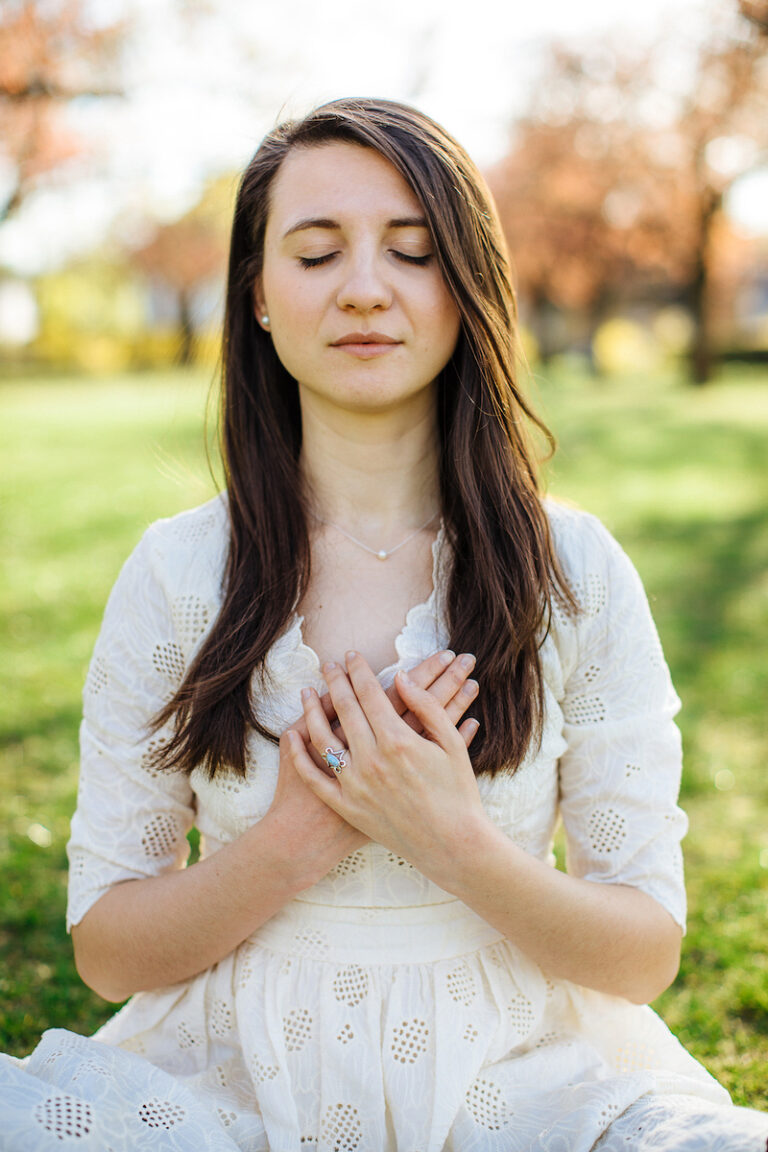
[[1, 496, 766, 1152]]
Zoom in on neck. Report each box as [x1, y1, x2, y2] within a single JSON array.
[[299, 387, 441, 536]]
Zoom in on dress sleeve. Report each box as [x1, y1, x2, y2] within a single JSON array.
[[66, 525, 196, 930], [556, 514, 688, 932]]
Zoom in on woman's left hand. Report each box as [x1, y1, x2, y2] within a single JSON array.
[[287, 650, 490, 883]]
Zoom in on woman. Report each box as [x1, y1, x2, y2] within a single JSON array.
[[1, 98, 766, 1151]]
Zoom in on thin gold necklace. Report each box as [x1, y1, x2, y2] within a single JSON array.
[[313, 512, 438, 561]]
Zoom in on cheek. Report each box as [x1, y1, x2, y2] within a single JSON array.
[[261, 250, 318, 319], [432, 291, 462, 355], [262, 266, 297, 320], [428, 272, 460, 326], [443, 300, 462, 340]]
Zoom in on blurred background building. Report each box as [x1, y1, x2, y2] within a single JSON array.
[[1, 0, 766, 383]]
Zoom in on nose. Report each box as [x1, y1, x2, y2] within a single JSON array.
[[335, 248, 393, 313]]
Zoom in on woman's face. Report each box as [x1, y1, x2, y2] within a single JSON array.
[[255, 141, 461, 417]]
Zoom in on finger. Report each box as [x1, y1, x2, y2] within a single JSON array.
[[394, 649, 456, 703], [287, 730, 345, 811], [425, 653, 475, 707], [287, 686, 345, 751], [458, 717, 480, 748], [323, 660, 375, 752], [289, 689, 339, 740], [301, 686, 348, 775], [287, 707, 329, 773], [394, 670, 462, 750], [402, 653, 477, 734], [442, 677, 479, 729], [345, 650, 405, 738], [300, 690, 347, 745], [382, 648, 455, 727]]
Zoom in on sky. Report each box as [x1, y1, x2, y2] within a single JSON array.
[[1, 0, 766, 277]]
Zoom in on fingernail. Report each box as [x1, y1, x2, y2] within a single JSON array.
[[463, 679, 479, 695], [301, 687, 312, 701], [467, 719, 480, 734], [440, 650, 455, 666], [323, 661, 337, 673], [345, 650, 358, 663], [460, 653, 476, 670]]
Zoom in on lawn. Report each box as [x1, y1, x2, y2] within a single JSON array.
[[1, 365, 766, 1107]]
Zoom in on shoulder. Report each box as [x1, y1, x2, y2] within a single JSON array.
[[138, 493, 228, 567], [114, 493, 230, 608], [542, 498, 657, 663], [543, 497, 629, 592], [143, 492, 229, 554]]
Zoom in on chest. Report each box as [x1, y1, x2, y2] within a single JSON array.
[[296, 531, 437, 674]]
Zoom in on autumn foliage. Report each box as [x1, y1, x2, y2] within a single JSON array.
[[0, 0, 123, 222], [488, 6, 768, 380]]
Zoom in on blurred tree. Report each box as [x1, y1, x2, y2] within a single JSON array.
[[34, 255, 145, 373], [489, 4, 768, 382], [0, 0, 124, 223], [129, 175, 233, 365], [487, 64, 692, 366], [679, 7, 768, 380]]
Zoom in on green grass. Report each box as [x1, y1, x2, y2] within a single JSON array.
[[1, 365, 766, 1106]]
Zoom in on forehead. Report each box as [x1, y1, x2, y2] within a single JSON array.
[[266, 141, 424, 231]]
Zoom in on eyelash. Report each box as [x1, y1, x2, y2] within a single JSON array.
[[297, 252, 433, 269]]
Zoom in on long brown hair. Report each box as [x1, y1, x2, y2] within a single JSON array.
[[154, 97, 576, 779]]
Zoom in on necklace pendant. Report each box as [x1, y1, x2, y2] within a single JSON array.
[[377, 549, 388, 560]]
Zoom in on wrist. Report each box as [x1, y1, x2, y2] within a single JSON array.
[[241, 812, 320, 897], [423, 809, 509, 898]]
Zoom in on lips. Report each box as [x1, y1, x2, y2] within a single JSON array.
[[331, 332, 400, 346], [330, 331, 402, 359]]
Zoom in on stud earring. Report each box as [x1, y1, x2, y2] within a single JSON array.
[[261, 314, 270, 328]]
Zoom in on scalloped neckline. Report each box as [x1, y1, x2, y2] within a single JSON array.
[[291, 521, 446, 682]]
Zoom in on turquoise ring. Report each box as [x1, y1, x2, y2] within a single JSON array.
[[322, 747, 347, 774]]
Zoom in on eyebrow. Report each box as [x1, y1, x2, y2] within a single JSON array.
[[282, 215, 429, 239]]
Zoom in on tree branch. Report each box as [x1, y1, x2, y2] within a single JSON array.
[[0, 81, 122, 101]]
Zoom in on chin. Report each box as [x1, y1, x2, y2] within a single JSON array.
[[300, 378, 435, 416]]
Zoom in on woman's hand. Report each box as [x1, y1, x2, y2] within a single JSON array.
[[289, 647, 482, 765], [270, 648, 482, 885], [287, 651, 486, 882], [264, 732, 368, 887], [287, 652, 682, 1005]]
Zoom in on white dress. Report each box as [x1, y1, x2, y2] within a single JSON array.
[[1, 496, 765, 1151]]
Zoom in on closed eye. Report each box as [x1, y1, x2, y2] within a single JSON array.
[[297, 251, 434, 270], [298, 253, 337, 269], [392, 251, 432, 266]]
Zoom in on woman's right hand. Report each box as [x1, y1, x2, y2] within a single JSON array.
[[71, 650, 479, 1001], [264, 731, 369, 888]]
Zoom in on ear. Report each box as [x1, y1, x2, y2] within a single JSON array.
[[252, 282, 270, 331]]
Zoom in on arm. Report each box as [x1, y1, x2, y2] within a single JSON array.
[[418, 808, 682, 1005], [293, 661, 680, 1003], [73, 606, 478, 1004], [71, 734, 359, 1003], [291, 521, 687, 1004]]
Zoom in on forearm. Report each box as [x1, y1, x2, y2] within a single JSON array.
[[434, 815, 682, 1003], [71, 811, 315, 1002]]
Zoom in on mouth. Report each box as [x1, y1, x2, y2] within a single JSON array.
[[331, 332, 400, 346], [330, 332, 402, 359]]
